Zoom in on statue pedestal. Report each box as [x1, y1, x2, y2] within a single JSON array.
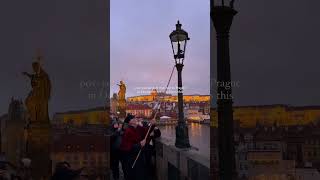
[[27, 121, 52, 180], [118, 99, 127, 118]]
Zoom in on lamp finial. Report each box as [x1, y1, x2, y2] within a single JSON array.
[[176, 20, 182, 30]]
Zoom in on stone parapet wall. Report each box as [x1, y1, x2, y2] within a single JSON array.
[[155, 137, 210, 180]]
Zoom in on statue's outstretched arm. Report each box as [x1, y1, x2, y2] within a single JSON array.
[[22, 72, 32, 78]]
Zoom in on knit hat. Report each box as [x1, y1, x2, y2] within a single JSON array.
[[124, 114, 135, 124]]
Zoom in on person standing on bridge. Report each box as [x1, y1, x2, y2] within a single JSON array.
[[110, 117, 124, 180], [141, 117, 161, 179], [119, 113, 159, 180]]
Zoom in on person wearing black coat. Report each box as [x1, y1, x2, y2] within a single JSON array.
[[119, 113, 161, 180], [110, 117, 124, 180], [141, 120, 161, 180]]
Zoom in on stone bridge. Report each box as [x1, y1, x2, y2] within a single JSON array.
[[110, 137, 210, 180]]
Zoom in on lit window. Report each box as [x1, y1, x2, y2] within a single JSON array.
[[66, 145, 71, 151]]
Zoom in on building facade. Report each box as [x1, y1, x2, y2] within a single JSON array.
[[1, 98, 26, 166], [126, 104, 152, 118], [231, 123, 320, 180], [211, 105, 320, 128], [127, 91, 210, 103], [51, 134, 109, 179], [52, 107, 109, 127]]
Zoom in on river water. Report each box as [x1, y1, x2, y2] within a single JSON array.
[[159, 123, 210, 158]]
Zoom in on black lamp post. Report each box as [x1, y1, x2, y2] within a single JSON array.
[[169, 20, 190, 148], [211, 0, 237, 179]]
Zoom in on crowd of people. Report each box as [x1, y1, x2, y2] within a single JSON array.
[[110, 113, 161, 180]]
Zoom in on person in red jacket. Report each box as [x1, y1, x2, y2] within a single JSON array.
[[119, 113, 157, 180]]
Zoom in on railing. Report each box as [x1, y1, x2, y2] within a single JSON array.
[[155, 137, 210, 180]]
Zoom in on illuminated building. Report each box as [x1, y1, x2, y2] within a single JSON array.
[[51, 134, 109, 179], [52, 107, 109, 127], [127, 90, 210, 103], [211, 105, 320, 128], [233, 124, 320, 180], [126, 104, 152, 118]]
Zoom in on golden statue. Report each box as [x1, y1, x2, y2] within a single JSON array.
[[117, 80, 126, 101], [117, 81, 126, 118], [23, 59, 51, 123]]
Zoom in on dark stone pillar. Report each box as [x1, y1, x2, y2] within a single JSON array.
[[27, 122, 52, 180], [211, 5, 237, 180]]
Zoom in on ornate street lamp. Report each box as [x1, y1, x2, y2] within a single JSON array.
[[170, 21, 190, 64], [169, 20, 190, 148]]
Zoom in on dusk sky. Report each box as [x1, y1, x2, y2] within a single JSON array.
[[0, 0, 109, 116], [110, 0, 211, 97]]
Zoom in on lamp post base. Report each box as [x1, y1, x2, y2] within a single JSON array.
[[175, 122, 190, 148]]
